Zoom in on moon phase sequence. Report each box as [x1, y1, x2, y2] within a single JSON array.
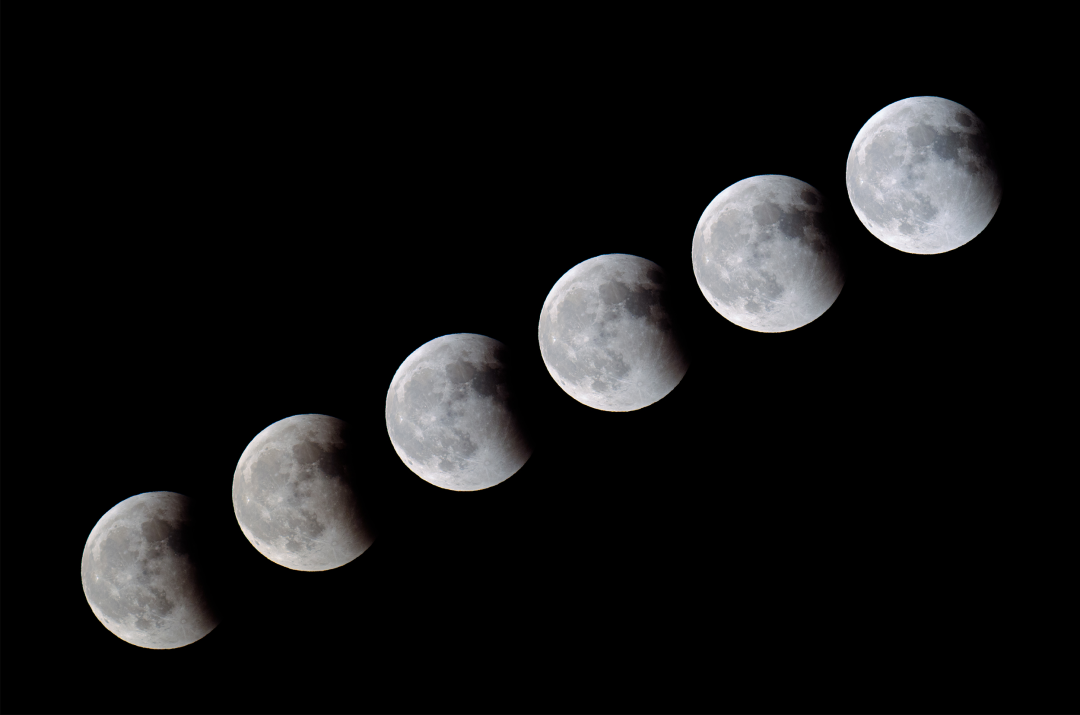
[[233, 414, 375, 571], [81, 492, 220, 649], [538, 254, 689, 412], [386, 333, 533, 491], [846, 96, 1001, 254], [78, 94, 1002, 652], [692, 175, 845, 333]]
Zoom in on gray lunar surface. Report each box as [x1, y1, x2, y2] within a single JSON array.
[[538, 254, 689, 411], [233, 414, 374, 571], [692, 175, 845, 333], [81, 491, 220, 649], [846, 95, 1002, 254], [386, 333, 533, 491]]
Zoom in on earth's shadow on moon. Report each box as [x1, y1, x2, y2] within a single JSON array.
[[492, 341, 544, 462], [182, 497, 237, 631]]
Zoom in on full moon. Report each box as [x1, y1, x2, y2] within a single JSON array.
[[81, 492, 221, 649], [386, 333, 533, 491], [846, 95, 1002, 254], [538, 254, 689, 411], [692, 175, 845, 333], [233, 414, 375, 571]]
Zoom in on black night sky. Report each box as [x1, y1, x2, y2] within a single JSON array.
[[5, 8, 1069, 715]]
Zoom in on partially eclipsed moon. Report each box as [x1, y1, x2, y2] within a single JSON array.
[[846, 96, 1002, 254], [538, 253, 690, 411], [385, 333, 533, 491], [81, 492, 221, 649], [232, 414, 375, 572], [692, 175, 845, 333]]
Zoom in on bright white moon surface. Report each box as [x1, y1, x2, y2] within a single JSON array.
[[692, 175, 845, 333], [81, 492, 220, 649], [385, 333, 533, 491], [538, 253, 689, 411], [846, 96, 1002, 254], [233, 414, 375, 571]]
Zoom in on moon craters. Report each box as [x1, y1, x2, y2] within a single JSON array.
[[81, 491, 221, 649], [846, 95, 1002, 254], [692, 175, 845, 332], [386, 333, 534, 491], [538, 254, 690, 411], [232, 414, 375, 572]]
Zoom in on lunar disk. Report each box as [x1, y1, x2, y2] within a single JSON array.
[[386, 333, 533, 491], [692, 175, 845, 333], [846, 95, 1002, 254], [538, 253, 689, 411], [233, 414, 375, 571], [81, 491, 221, 649]]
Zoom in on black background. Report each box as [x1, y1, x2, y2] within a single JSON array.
[[5, 8, 1070, 715]]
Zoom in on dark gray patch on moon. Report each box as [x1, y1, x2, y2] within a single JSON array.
[[386, 333, 533, 491], [692, 175, 845, 333], [538, 254, 689, 411], [846, 96, 1002, 254], [81, 492, 221, 649], [233, 414, 375, 571]]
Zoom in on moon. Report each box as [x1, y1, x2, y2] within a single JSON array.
[[233, 414, 375, 571], [846, 95, 1002, 254], [385, 333, 533, 491], [692, 175, 845, 333], [538, 254, 689, 411], [81, 492, 221, 649]]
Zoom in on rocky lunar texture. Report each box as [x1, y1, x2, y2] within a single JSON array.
[[81, 492, 220, 649], [846, 95, 1002, 254], [538, 254, 689, 411], [386, 333, 533, 491], [693, 175, 845, 333], [233, 414, 374, 571]]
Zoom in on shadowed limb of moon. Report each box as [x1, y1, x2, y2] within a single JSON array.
[[846, 95, 1002, 254], [692, 175, 846, 333], [232, 414, 375, 572], [81, 492, 221, 649], [538, 253, 690, 411], [385, 333, 534, 491]]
